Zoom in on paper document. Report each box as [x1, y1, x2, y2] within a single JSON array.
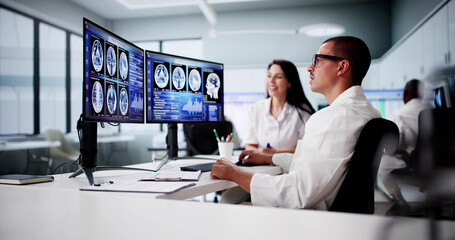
[[140, 170, 202, 181], [80, 180, 195, 194]]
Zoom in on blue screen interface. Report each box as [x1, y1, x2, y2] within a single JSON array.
[[83, 18, 144, 123], [146, 51, 224, 123]]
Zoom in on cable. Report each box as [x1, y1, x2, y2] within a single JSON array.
[[49, 156, 80, 175]]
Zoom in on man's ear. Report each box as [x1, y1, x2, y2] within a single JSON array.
[[336, 60, 350, 76]]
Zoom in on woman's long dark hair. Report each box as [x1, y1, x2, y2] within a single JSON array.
[[267, 59, 315, 115]]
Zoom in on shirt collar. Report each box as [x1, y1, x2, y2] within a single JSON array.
[[264, 97, 291, 118], [331, 86, 365, 106]]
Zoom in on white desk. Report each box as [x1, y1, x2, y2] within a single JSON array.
[[0, 141, 60, 152], [24, 157, 282, 200], [1, 185, 455, 240]]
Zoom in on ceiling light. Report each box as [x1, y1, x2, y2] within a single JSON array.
[[198, 0, 217, 26], [298, 23, 345, 37]]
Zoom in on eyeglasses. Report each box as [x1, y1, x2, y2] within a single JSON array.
[[312, 54, 347, 67]]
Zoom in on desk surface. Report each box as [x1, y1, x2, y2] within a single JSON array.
[[0, 141, 61, 151], [1, 184, 455, 240], [25, 157, 282, 200]]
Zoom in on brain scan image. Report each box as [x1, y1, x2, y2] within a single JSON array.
[[91, 81, 103, 113], [106, 46, 116, 77], [154, 64, 169, 88], [172, 67, 185, 90], [206, 73, 220, 99], [107, 85, 117, 114], [189, 69, 201, 91], [119, 52, 128, 80], [91, 40, 103, 72], [120, 88, 128, 115]]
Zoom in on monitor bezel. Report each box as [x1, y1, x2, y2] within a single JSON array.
[[145, 50, 225, 123], [82, 17, 145, 124]]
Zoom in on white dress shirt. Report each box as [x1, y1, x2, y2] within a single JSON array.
[[250, 86, 381, 210], [378, 98, 432, 193], [242, 98, 312, 151]]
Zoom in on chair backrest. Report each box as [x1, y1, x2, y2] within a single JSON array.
[[44, 129, 75, 154], [329, 118, 399, 214], [183, 121, 233, 156], [415, 108, 455, 178]]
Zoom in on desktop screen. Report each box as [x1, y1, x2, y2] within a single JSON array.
[[434, 86, 451, 108], [83, 18, 144, 123], [145, 51, 224, 123]]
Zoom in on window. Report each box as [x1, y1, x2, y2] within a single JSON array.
[[70, 34, 83, 132], [0, 8, 34, 135], [39, 22, 66, 133]]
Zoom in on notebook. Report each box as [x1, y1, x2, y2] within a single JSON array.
[[0, 174, 54, 185]]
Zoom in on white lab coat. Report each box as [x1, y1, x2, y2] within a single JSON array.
[[242, 98, 312, 151], [250, 86, 381, 209], [378, 98, 432, 193]]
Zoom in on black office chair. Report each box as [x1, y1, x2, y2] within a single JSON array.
[[183, 121, 233, 156], [329, 118, 399, 214], [389, 108, 455, 219]]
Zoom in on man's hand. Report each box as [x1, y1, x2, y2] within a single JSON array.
[[210, 158, 237, 181], [238, 150, 274, 166], [210, 158, 254, 193]]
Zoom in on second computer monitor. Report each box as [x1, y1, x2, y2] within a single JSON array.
[[145, 51, 224, 123]]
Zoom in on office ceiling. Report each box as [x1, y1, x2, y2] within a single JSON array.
[[69, 0, 388, 20]]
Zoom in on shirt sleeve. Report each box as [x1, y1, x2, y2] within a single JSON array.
[[251, 148, 351, 209], [272, 153, 294, 173]]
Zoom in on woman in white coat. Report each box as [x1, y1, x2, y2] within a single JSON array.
[[243, 59, 315, 154]]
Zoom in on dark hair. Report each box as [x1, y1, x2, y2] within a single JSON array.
[[404, 79, 424, 102], [266, 59, 315, 114], [323, 36, 371, 86]]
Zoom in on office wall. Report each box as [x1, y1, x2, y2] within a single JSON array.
[[113, 2, 391, 66], [391, 0, 445, 44]]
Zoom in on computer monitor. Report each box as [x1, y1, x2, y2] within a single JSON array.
[[83, 19, 144, 123], [145, 51, 224, 164], [71, 18, 151, 185], [433, 83, 452, 108]]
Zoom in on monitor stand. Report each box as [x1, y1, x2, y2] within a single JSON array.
[[154, 123, 215, 171], [69, 121, 156, 185]]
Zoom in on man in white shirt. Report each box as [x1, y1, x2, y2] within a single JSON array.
[[210, 36, 381, 209], [378, 79, 432, 213]]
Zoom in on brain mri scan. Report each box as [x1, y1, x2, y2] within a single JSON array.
[[119, 52, 128, 80], [189, 69, 201, 92], [154, 64, 169, 88], [120, 88, 128, 115], [206, 73, 220, 99], [106, 46, 116, 77], [91, 81, 103, 113], [91, 40, 103, 72], [172, 67, 185, 90], [107, 85, 117, 114]]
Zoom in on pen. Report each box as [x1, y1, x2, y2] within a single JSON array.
[[140, 177, 182, 181], [231, 132, 237, 142], [221, 136, 225, 142], [153, 177, 182, 181], [266, 143, 270, 148], [213, 129, 221, 142], [227, 133, 233, 142]]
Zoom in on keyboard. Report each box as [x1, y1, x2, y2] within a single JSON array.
[[180, 162, 214, 172]]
